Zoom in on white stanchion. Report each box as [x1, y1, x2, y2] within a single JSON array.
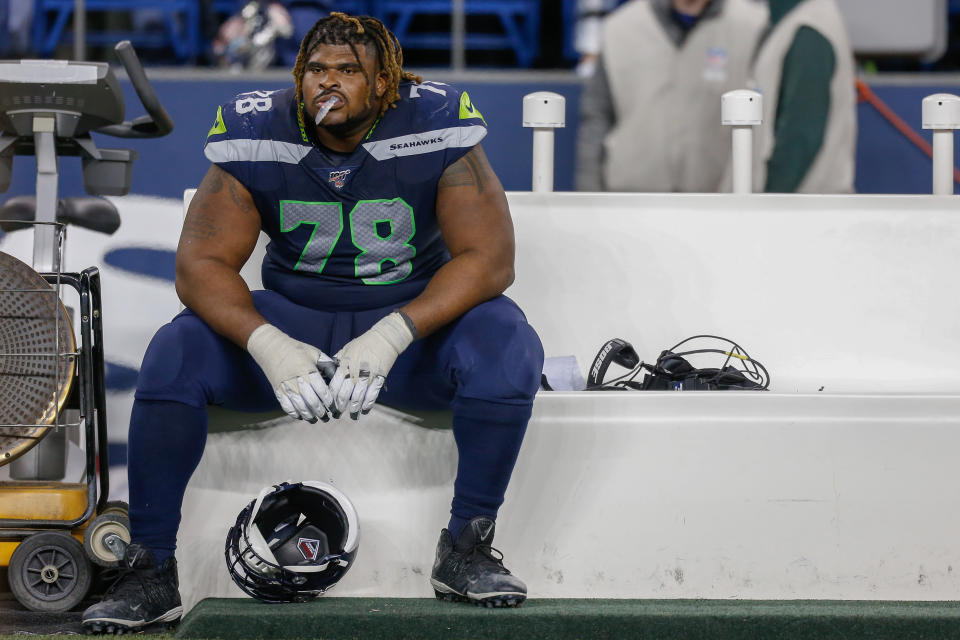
[[522, 92, 565, 193], [921, 93, 960, 195], [721, 90, 762, 194]]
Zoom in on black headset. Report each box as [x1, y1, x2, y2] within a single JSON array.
[[587, 338, 641, 388], [586, 335, 770, 391]]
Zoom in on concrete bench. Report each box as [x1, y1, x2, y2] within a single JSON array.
[[175, 191, 960, 609]]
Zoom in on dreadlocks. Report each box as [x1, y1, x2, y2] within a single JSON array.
[[293, 12, 422, 120]]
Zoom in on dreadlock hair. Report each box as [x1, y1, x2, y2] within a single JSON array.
[[293, 12, 422, 120]]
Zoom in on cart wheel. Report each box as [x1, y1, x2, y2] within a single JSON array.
[[101, 500, 129, 517], [9, 532, 93, 612], [84, 512, 131, 567]]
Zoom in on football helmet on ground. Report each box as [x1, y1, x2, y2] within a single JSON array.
[[224, 481, 359, 603]]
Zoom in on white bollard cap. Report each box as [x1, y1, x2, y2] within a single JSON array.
[[523, 92, 566, 128], [721, 89, 762, 126], [922, 94, 960, 130]]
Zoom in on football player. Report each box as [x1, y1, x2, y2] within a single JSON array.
[[82, 12, 543, 634]]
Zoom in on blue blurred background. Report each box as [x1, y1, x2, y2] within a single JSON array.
[[3, 0, 960, 194]]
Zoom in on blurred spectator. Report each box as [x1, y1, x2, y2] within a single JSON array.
[[574, 0, 623, 77], [212, 0, 339, 68], [0, 0, 8, 56], [753, 0, 856, 192], [2, 0, 34, 57], [576, 0, 767, 193], [213, 0, 294, 70]]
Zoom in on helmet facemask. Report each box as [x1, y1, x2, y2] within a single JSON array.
[[225, 481, 359, 603]]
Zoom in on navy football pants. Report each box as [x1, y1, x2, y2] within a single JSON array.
[[128, 290, 544, 558]]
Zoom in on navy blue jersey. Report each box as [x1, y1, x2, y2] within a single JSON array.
[[203, 82, 488, 310]]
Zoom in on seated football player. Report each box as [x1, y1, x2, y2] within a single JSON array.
[[81, 12, 543, 634]]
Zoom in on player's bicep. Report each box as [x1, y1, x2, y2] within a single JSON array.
[[178, 165, 261, 273], [436, 145, 514, 261]]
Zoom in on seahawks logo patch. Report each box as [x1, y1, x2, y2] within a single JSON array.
[[459, 91, 486, 125]]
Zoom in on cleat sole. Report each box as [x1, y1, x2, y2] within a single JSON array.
[[477, 594, 526, 608], [82, 605, 183, 635], [434, 587, 526, 608], [434, 589, 468, 603]]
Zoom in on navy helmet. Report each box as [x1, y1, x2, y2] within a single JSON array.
[[225, 481, 359, 602]]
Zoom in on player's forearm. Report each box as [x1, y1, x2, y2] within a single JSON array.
[[400, 250, 514, 338], [175, 257, 267, 348]]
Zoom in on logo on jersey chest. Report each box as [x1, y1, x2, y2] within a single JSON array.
[[324, 167, 357, 189]]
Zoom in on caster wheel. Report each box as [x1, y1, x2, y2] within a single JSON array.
[[84, 511, 131, 567], [101, 500, 129, 516], [9, 531, 93, 612]]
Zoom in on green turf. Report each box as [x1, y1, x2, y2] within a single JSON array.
[[176, 598, 960, 640], [0, 636, 178, 640]]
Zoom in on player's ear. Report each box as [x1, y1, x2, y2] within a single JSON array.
[[375, 71, 387, 98]]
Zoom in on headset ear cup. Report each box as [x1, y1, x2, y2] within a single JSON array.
[[588, 338, 640, 387], [613, 343, 640, 369], [657, 353, 694, 378]]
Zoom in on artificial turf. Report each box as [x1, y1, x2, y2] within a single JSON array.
[[175, 597, 960, 640]]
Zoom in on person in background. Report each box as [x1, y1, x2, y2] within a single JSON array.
[[573, 0, 623, 77], [576, 0, 768, 193], [2, 0, 33, 57], [752, 0, 856, 192], [211, 0, 294, 70]]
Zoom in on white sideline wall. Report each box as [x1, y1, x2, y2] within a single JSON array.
[[0, 190, 949, 458], [173, 191, 960, 609], [181, 191, 960, 393], [180, 392, 960, 609], [507, 193, 960, 393]]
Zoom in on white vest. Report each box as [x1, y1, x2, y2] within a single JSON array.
[[601, 0, 767, 192], [752, 0, 856, 192]]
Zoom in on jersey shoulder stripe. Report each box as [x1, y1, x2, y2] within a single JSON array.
[[205, 88, 299, 140], [389, 81, 486, 130], [204, 88, 305, 165], [362, 124, 486, 160], [204, 138, 312, 164]]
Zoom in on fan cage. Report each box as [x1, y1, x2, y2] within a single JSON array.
[[0, 223, 79, 467]]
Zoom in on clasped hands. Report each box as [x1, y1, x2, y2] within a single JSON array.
[[247, 313, 415, 422]]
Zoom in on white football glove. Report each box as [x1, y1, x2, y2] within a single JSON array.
[[246, 324, 337, 423], [329, 312, 416, 419]]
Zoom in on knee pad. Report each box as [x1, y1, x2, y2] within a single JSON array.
[[135, 313, 217, 407], [452, 300, 544, 403], [498, 321, 545, 399]]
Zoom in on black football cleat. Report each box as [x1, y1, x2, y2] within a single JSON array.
[[82, 544, 182, 634], [430, 516, 526, 608]]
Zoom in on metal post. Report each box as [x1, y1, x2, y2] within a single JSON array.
[[522, 92, 565, 192], [922, 93, 960, 195], [451, 0, 465, 72], [729, 127, 753, 194], [531, 129, 554, 193], [932, 130, 954, 195], [13, 115, 66, 481], [74, 0, 86, 60], [721, 90, 762, 194], [32, 116, 59, 273]]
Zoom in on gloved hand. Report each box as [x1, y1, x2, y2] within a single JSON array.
[[329, 312, 416, 419], [246, 323, 336, 423]]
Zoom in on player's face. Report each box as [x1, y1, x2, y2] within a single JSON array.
[[302, 43, 387, 136]]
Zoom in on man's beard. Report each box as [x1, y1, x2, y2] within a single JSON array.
[[317, 98, 377, 138]]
